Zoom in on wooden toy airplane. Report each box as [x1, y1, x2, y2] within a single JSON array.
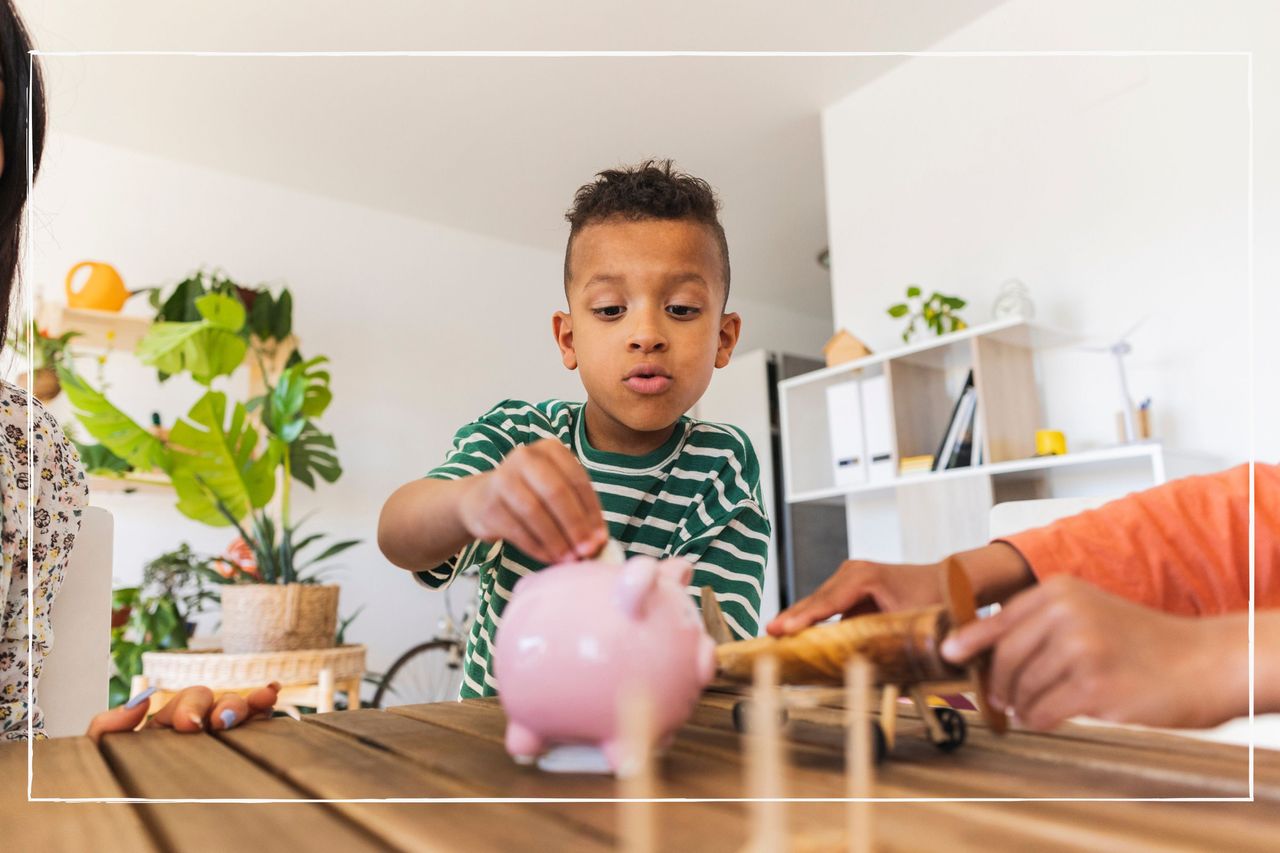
[[700, 559, 1008, 762]]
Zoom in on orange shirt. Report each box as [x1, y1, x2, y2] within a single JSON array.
[[1001, 463, 1278, 616]]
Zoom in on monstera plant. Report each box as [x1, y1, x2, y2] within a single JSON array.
[[59, 275, 356, 598]]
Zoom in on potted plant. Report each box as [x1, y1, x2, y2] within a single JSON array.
[[5, 319, 80, 402], [60, 270, 358, 653], [887, 285, 968, 343], [109, 543, 221, 706]]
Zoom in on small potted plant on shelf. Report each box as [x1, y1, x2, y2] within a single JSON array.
[[887, 285, 968, 343], [61, 269, 358, 654], [5, 319, 80, 402]]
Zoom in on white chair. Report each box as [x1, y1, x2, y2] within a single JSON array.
[[39, 506, 113, 737], [990, 496, 1278, 750]]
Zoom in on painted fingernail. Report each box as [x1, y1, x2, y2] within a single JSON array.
[[940, 637, 961, 660], [220, 709, 238, 730], [124, 686, 157, 709]]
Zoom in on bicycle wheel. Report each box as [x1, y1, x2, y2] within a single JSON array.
[[371, 639, 466, 708]]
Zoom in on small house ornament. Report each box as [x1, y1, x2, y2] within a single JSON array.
[[822, 329, 873, 368]]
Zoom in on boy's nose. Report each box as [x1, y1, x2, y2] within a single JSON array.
[[627, 327, 668, 353]]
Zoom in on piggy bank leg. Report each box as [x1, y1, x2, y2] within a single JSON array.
[[505, 721, 545, 765], [602, 738, 642, 777]]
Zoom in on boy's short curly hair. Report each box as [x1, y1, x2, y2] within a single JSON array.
[[564, 159, 730, 304]]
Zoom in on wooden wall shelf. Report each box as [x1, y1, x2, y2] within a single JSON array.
[[36, 303, 153, 352]]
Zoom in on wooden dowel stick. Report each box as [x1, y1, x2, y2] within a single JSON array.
[[846, 656, 873, 853], [879, 685, 899, 751], [619, 684, 654, 853], [748, 655, 786, 853]]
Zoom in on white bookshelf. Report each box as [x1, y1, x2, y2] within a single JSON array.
[[777, 319, 1167, 568]]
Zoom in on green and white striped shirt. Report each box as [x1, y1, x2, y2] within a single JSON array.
[[415, 399, 771, 699]]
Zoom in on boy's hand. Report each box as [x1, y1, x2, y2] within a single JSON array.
[[458, 438, 608, 564], [941, 576, 1242, 731], [767, 560, 946, 636]]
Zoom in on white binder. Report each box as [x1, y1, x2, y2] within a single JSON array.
[[861, 374, 896, 483], [826, 379, 867, 486]]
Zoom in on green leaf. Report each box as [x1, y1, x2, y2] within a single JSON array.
[[168, 391, 278, 526], [195, 292, 247, 332], [157, 275, 206, 323], [72, 439, 133, 475], [289, 422, 342, 489], [906, 285, 921, 298], [272, 288, 293, 340], [57, 367, 171, 474], [299, 538, 360, 569], [942, 296, 966, 309], [887, 303, 909, 318], [248, 290, 275, 340], [136, 320, 248, 386]]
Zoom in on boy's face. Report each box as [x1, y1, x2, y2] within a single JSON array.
[[553, 217, 741, 441]]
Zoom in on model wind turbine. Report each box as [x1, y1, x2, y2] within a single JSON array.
[[1078, 316, 1149, 443]]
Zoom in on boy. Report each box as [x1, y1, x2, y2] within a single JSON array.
[[379, 160, 770, 699]]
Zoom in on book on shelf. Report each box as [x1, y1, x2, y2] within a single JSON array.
[[899, 454, 934, 476], [932, 371, 977, 471]]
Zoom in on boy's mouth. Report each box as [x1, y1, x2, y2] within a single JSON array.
[[623, 364, 673, 395]]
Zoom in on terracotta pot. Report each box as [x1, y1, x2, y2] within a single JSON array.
[[16, 366, 61, 403], [219, 583, 339, 653]]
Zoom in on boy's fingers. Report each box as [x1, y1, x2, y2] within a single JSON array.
[[516, 452, 592, 560], [502, 476, 572, 562], [491, 494, 554, 563], [1018, 675, 1085, 731], [535, 443, 607, 554], [211, 693, 251, 731], [1009, 642, 1076, 720], [86, 699, 150, 745]]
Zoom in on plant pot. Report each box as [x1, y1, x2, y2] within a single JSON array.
[[219, 583, 339, 653], [17, 366, 61, 403]]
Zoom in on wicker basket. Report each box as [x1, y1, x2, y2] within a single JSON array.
[[220, 583, 339, 653], [141, 644, 366, 691]]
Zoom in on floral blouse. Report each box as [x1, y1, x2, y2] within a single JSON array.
[[1, 379, 88, 740]]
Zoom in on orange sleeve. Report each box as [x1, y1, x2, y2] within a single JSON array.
[[999, 463, 1278, 616]]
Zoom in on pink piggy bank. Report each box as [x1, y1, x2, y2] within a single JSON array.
[[495, 555, 716, 773]]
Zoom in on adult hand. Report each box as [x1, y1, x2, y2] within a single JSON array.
[[458, 438, 608, 564], [941, 576, 1244, 731], [768, 542, 1037, 637], [86, 682, 281, 744], [767, 560, 945, 636]]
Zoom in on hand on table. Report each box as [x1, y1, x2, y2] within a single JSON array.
[[86, 682, 281, 744], [941, 576, 1244, 731], [767, 542, 1038, 637], [766, 560, 947, 636], [458, 437, 608, 564]]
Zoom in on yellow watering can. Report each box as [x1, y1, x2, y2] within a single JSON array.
[[65, 261, 134, 312]]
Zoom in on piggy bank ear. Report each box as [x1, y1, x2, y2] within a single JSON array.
[[616, 558, 659, 620], [657, 558, 693, 587]]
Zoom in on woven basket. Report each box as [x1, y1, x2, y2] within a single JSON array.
[[141, 644, 366, 691], [220, 583, 339, 653]]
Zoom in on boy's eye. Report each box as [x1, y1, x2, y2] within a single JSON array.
[[666, 305, 701, 318], [592, 306, 625, 318]]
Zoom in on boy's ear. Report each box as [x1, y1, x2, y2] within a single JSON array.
[[552, 311, 578, 370], [715, 311, 742, 369]]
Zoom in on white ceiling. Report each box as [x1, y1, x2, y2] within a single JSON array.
[[19, 1, 1005, 318]]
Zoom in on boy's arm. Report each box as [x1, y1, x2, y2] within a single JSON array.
[[378, 407, 606, 579]]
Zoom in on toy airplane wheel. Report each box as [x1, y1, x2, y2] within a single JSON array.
[[731, 699, 789, 733], [931, 707, 967, 752]]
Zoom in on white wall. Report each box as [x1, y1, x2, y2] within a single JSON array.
[[822, 0, 1277, 466], [25, 133, 829, 671]]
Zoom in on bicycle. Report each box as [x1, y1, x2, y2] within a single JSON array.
[[371, 572, 476, 708]]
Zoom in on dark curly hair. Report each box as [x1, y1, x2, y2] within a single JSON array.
[[564, 159, 730, 306], [0, 0, 46, 351]]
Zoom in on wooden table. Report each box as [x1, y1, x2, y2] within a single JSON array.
[[5, 691, 1278, 851]]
